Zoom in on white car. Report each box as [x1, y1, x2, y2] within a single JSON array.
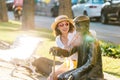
[[72, 0, 104, 20]]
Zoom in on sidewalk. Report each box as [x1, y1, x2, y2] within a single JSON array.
[[0, 60, 120, 80]]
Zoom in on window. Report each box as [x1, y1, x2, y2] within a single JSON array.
[[92, 0, 104, 4], [78, 0, 86, 3]]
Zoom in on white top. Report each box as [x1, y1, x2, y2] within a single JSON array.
[[55, 31, 79, 69], [56, 31, 76, 49]]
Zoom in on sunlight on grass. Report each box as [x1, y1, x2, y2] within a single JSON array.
[[36, 38, 56, 59], [9, 20, 22, 25], [102, 56, 120, 78], [0, 22, 21, 31], [0, 21, 21, 43]]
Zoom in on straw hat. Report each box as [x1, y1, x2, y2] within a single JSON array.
[[51, 15, 74, 30]]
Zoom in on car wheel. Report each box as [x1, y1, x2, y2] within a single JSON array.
[[50, 8, 54, 17], [83, 11, 88, 16], [101, 13, 108, 24], [96, 17, 100, 22], [83, 11, 95, 22], [50, 7, 58, 17], [72, 11, 75, 18], [51, 10, 54, 17]]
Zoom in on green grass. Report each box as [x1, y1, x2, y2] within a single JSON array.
[[0, 21, 120, 78], [0, 21, 21, 43], [102, 56, 120, 78]]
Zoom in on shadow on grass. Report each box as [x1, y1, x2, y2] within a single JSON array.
[[0, 28, 20, 31], [0, 22, 21, 31], [0, 22, 55, 41]]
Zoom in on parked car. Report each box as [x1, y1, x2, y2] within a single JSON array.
[[6, 0, 14, 11], [50, 2, 59, 17], [101, 0, 120, 24], [35, 0, 47, 16], [72, 0, 104, 21]]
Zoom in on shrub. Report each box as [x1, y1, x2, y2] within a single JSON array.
[[99, 41, 120, 58]]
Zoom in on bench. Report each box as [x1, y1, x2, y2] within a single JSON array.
[[0, 35, 43, 76]]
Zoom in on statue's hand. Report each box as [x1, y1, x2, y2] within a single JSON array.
[[49, 46, 59, 56], [58, 72, 74, 80], [65, 74, 74, 80]]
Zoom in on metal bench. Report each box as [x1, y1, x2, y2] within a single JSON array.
[[0, 35, 43, 76]]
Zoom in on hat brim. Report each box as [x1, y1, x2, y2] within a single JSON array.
[[51, 19, 74, 30]]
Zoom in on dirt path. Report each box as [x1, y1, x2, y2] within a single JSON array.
[[0, 61, 120, 80]]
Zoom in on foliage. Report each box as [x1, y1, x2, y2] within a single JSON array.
[[100, 40, 120, 58]]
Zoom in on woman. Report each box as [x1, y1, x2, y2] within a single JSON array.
[[47, 15, 81, 80]]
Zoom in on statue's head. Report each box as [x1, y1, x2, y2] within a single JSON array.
[[73, 15, 90, 33]]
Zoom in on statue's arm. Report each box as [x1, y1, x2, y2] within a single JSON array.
[[70, 42, 98, 79], [49, 46, 78, 57]]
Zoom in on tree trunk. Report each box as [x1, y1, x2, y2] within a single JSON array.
[[0, 0, 8, 22], [22, 0, 35, 30], [59, 0, 73, 18]]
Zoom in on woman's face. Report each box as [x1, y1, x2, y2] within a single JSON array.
[[57, 21, 69, 35]]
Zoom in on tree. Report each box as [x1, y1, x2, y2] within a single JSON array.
[[22, 0, 35, 30], [59, 0, 73, 18], [0, 0, 8, 22]]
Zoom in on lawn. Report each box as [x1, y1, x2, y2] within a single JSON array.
[[0, 21, 120, 78]]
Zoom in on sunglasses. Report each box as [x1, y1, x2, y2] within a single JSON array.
[[58, 22, 69, 27]]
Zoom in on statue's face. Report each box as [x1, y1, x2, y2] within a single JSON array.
[[75, 21, 89, 33], [74, 21, 80, 28]]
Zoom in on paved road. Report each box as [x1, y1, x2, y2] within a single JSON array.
[[34, 15, 120, 44], [0, 60, 120, 80], [90, 22, 120, 44], [8, 11, 120, 44]]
